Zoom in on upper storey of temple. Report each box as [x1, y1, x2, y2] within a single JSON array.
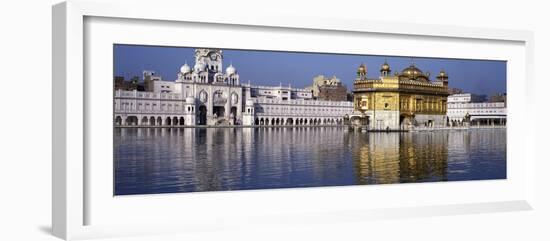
[[353, 61, 449, 96]]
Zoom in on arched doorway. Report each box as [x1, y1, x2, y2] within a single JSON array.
[[125, 116, 138, 126], [157, 117, 162, 126], [198, 106, 207, 125], [141, 116, 148, 126], [213, 106, 225, 119], [179, 117, 185, 126], [230, 106, 237, 125], [115, 116, 122, 126], [166, 117, 172, 126], [150, 116, 155, 126], [350, 116, 361, 125], [286, 118, 293, 125], [173, 117, 178, 126], [400, 114, 412, 129], [255, 118, 259, 125]]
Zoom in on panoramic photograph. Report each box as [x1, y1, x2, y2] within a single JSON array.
[[113, 44, 507, 195]]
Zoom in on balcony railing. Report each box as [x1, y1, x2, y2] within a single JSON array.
[[253, 98, 353, 107], [115, 90, 184, 100], [114, 108, 184, 114]]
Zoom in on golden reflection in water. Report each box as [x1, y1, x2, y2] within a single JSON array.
[[353, 132, 449, 184]]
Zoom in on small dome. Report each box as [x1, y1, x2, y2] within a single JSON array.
[[194, 62, 205, 72], [357, 63, 367, 75], [180, 63, 191, 74], [438, 69, 448, 77], [436, 69, 449, 82], [381, 61, 390, 71], [226, 64, 236, 75]]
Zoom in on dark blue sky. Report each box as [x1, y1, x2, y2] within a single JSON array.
[[114, 44, 506, 96]]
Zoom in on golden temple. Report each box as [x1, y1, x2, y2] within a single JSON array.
[[351, 61, 450, 130]]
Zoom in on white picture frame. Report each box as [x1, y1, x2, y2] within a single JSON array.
[[52, 0, 535, 240]]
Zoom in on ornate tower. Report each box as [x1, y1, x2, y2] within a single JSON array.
[[380, 60, 391, 77], [242, 100, 255, 125], [357, 63, 367, 80], [183, 97, 196, 125], [436, 69, 449, 86], [194, 49, 223, 73]]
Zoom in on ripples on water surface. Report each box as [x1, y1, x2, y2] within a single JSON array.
[[114, 127, 506, 195]]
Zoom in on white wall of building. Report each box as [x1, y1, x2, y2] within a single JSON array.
[[153, 80, 175, 93], [446, 94, 507, 123]]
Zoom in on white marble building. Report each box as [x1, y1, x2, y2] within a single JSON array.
[[114, 48, 354, 126], [242, 98, 352, 126], [446, 93, 507, 126]]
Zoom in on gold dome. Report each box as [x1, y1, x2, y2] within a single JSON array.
[[436, 69, 449, 81], [438, 69, 448, 77], [357, 63, 367, 78], [402, 65, 422, 75], [358, 63, 367, 73], [381, 61, 390, 71], [399, 64, 429, 82]]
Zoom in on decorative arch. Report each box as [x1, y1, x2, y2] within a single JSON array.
[[198, 105, 207, 125], [179, 117, 185, 126], [115, 116, 122, 126], [157, 117, 163, 126], [198, 90, 208, 103], [286, 118, 293, 125], [125, 116, 138, 126], [141, 116, 149, 126]]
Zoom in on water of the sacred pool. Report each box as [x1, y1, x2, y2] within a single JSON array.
[[114, 127, 506, 195]]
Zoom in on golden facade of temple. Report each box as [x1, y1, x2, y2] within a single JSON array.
[[350, 62, 450, 130]]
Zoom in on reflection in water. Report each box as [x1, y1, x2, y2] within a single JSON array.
[[114, 127, 506, 195]]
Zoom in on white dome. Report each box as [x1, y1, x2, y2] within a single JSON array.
[[226, 64, 236, 75], [193, 62, 205, 72], [180, 63, 191, 74]]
